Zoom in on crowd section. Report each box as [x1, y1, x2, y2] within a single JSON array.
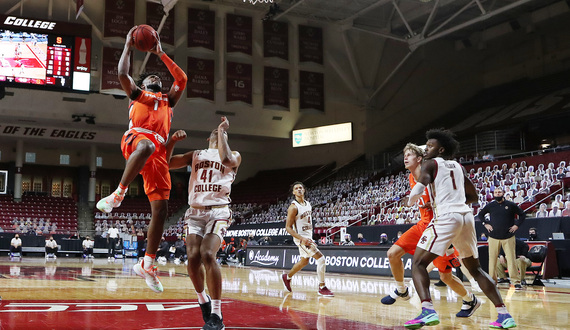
[[92, 197, 186, 241], [1, 154, 569, 244], [230, 157, 570, 237], [0, 194, 77, 235]]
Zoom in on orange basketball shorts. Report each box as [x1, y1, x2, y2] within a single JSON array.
[[394, 221, 459, 273], [121, 130, 171, 202]]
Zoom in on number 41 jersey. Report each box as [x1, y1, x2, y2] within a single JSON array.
[[428, 157, 472, 218], [188, 148, 236, 207]]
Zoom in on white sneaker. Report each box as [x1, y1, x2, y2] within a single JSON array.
[[133, 262, 163, 293], [96, 189, 126, 213], [174, 258, 181, 265], [108, 257, 111, 262]]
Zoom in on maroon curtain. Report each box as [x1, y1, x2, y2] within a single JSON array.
[[188, 8, 215, 50], [299, 25, 323, 64], [264, 67, 289, 109], [187, 57, 215, 101], [263, 20, 288, 60], [299, 71, 324, 112], [146, 2, 175, 46], [104, 0, 135, 38], [226, 62, 252, 104]]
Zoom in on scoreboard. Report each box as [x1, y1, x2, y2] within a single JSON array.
[[0, 15, 91, 92]]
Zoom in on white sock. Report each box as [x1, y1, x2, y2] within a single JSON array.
[[316, 257, 326, 283], [287, 274, 292, 280], [496, 306, 508, 314], [462, 292, 473, 302], [212, 299, 222, 318], [196, 290, 209, 304], [396, 281, 406, 292], [143, 255, 153, 270], [421, 301, 434, 309]]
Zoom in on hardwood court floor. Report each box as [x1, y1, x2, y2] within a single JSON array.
[[0, 257, 567, 329]]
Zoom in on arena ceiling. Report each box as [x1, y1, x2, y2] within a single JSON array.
[[0, 0, 567, 151]]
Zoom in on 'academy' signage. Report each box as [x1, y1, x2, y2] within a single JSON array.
[[248, 250, 282, 266], [246, 246, 440, 278]]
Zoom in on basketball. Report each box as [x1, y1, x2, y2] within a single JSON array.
[[132, 25, 158, 52]]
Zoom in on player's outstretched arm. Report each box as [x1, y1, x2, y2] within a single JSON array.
[[217, 116, 241, 170], [118, 26, 139, 98], [408, 159, 436, 206], [166, 130, 193, 169], [150, 39, 187, 107]]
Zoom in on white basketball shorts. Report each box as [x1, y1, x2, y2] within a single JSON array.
[[185, 205, 231, 243], [296, 240, 320, 259], [416, 211, 478, 259]]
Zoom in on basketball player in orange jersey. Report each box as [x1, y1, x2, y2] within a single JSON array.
[[166, 116, 241, 330], [406, 129, 515, 329], [281, 182, 334, 297], [382, 143, 479, 318], [96, 26, 187, 293]]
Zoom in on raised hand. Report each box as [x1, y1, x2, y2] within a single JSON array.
[[218, 116, 230, 132], [171, 130, 187, 141], [126, 26, 137, 48], [148, 33, 163, 56]]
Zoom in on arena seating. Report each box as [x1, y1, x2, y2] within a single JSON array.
[[0, 194, 78, 233], [92, 197, 186, 237], [229, 151, 569, 241]]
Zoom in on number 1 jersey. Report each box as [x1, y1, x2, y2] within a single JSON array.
[[428, 157, 471, 218], [188, 149, 235, 207]]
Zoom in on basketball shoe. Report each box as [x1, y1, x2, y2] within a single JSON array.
[[133, 261, 163, 293], [381, 287, 411, 305], [96, 189, 126, 213], [281, 274, 292, 292], [318, 285, 334, 297], [489, 313, 516, 329], [200, 294, 212, 323], [202, 313, 225, 330], [456, 295, 480, 317], [404, 308, 439, 329]]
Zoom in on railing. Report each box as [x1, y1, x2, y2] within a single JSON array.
[[521, 184, 565, 213]]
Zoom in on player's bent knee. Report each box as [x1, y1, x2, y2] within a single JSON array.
[[137, 140, 156, 157], [200, 250, 217, 264], [388, 246, 404, 260]]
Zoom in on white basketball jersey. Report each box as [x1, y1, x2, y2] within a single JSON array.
[[428, 157, 472, 217], [292, 200, 313, 244], [188, 149, 236, 207]]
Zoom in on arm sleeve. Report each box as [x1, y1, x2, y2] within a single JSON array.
[[161, 53, 187, 89]]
